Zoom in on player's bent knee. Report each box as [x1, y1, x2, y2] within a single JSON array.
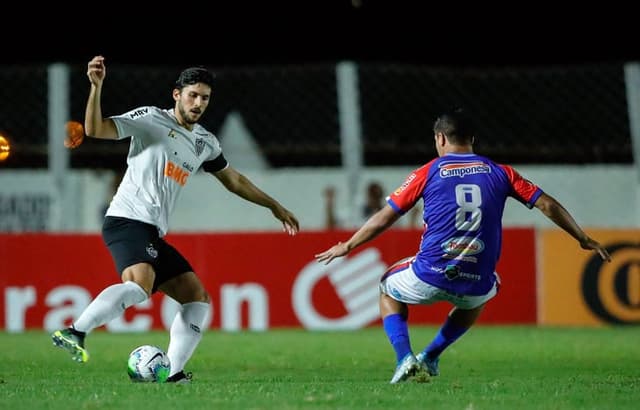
[[195, 290, 210, 304]]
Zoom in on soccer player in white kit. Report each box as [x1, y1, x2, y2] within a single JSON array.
[[52, 55, 299, 383]]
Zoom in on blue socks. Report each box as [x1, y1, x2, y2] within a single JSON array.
[[383, 314, 412, 363], [422, 316, 468, 360], [384, 313, 470, 364]]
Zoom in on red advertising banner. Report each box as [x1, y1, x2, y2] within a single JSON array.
[[0, 229, 536, 332]]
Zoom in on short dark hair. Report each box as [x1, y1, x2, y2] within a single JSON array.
[[433, 108, 475, 145], [174, 66, 215, 90]]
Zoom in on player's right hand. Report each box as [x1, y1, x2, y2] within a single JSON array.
[[315, 241, 350, 265], [272, 206, 299, 236], [87, 55, 106, 85]]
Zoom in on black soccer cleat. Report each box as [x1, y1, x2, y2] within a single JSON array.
[[167, 370, 193, 384], [51, 327, 89, 363]]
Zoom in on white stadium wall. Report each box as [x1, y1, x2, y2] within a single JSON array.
[[0, 164, 636, 233]]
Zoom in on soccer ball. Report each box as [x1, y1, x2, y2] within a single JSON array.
[[127, 345, 171, 383]]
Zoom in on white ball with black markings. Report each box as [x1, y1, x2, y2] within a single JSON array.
[[127, 345, 171, 383]]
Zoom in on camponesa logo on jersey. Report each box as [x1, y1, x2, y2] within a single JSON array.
[[439, 161, 490, 178], [393, 173, 417, 196], [164, 160, 191, 186], [128, 108, 149, 119], [441, 236, 485, 256]]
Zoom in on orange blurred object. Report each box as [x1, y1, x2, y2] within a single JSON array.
[[0, 135, 10, 161], [64, 120, 85, 149]]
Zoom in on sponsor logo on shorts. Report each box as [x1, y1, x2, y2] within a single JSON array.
[[146, 243, 158, 258], [390, 287, 403, 299]]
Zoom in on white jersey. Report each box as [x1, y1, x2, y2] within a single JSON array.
[[105, 106, 225, 237]]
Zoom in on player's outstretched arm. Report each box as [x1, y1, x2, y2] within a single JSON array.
[[534, 192, 611, 262], [213, 166, 299, 235], [315, 206, 400, 265]]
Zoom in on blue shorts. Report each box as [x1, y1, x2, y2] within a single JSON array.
[[102, 216, 193, 293]]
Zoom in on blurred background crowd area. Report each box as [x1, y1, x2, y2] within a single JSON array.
[[2, 0, 639, 233], [0, 61, 632, 170]]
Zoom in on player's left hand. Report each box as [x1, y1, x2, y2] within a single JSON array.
[[580, 237, 611, 262]]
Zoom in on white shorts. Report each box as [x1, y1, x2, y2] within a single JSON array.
[[379, 259, 499, 310]]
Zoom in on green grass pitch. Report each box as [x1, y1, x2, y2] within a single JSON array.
[[1, 326, 639, 409]]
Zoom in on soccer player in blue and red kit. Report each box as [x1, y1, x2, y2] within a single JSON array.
[[315, 109, 611, 383]]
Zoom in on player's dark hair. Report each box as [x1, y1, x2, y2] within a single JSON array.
[[174, 66, 215, 90], [433, 108, 475, 145]]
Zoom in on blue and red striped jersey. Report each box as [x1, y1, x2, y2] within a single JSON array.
[[387, 153, 543, 295]]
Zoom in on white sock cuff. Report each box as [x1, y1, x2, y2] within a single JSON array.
[[181, 302, 210, 331], [182, 301, 209, 310], [124, 280, 149, 300]]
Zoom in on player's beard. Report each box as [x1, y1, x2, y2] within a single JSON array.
[[177, 103, 201, 125]]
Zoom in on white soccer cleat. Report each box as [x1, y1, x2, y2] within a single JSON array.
[[416, 351, 440, 376], [389, 353, 420, 384]]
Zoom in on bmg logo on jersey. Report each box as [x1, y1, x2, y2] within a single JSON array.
[[164, 160, 190, 186], [581, 242, 640, 324]]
